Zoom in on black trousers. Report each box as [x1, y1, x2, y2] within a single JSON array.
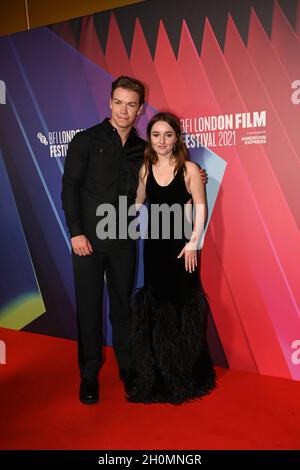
[[72, 240, 137, 379]]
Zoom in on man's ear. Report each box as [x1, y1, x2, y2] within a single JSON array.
[[137, 104, 143, 116], [109, 98, 112, 110]]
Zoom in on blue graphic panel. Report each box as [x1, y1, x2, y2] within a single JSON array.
[[0, 150, 45, 329]]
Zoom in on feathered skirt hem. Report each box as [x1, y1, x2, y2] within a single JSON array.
[[129, 286, 216, 405]]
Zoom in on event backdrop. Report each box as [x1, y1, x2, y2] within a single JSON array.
[[0, 0, 299, 379]]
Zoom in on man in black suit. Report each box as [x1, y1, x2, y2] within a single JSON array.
[[62, 76, 146, 404]]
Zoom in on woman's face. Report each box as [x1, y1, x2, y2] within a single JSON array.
[[150, 120, 177, 158]]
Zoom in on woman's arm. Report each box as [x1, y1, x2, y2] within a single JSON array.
[[178, 162, 207, 272], [187, 161, 207, 248], [135, 164, 147, 206]]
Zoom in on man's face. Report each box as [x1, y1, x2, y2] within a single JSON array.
[[110, 87, 143, 131]]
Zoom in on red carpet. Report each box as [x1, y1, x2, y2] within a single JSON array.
[[0, 327, 299, 450]]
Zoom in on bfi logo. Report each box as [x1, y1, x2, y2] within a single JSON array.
[[0, 340, 6, 364], [0, 80, 6, 104]]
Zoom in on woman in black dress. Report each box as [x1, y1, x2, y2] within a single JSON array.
[[129, 112, 216, 404]]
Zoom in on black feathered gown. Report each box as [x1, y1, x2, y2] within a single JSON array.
[[129, 166, 216, 404]]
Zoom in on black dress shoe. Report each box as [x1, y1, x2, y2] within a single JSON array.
[[119, 369, 137, 395], [79, 377, 99, 404]]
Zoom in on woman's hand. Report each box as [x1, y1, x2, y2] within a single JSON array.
[[177, 243, 198, 273]]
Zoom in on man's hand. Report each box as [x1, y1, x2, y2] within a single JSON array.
[[71, 235, 93, 256], [199, 168, 208, 184]]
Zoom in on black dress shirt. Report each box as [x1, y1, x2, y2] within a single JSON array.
[[61, 118, 146, 238]]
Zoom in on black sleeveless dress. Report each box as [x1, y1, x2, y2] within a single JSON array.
[[129, 165, 216, 404]]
